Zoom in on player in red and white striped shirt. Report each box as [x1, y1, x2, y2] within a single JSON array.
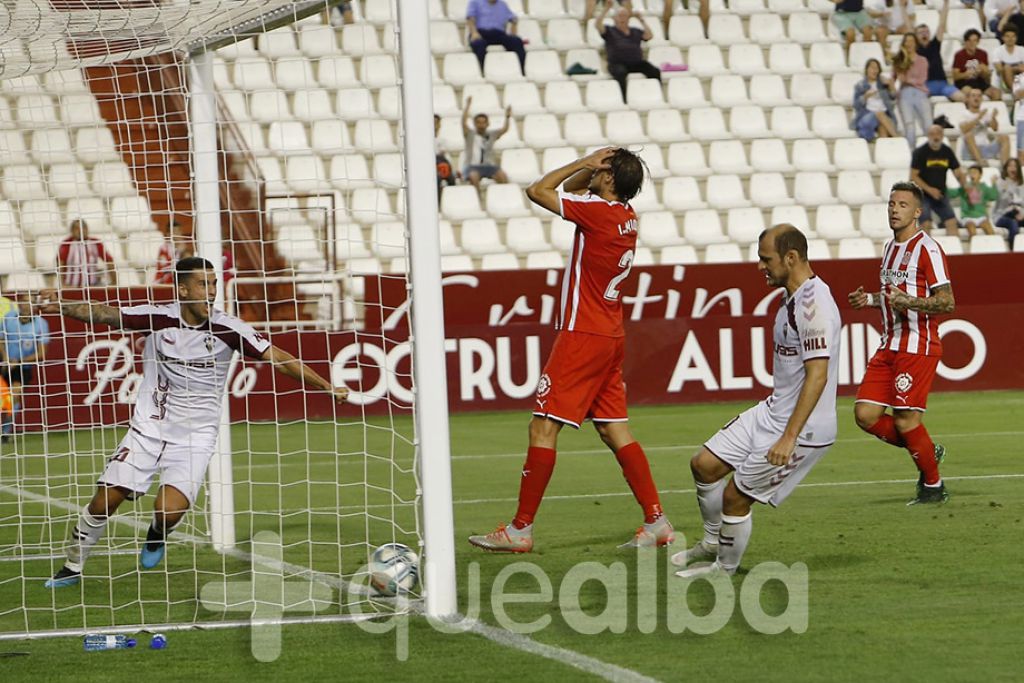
[[849, 181, 956, 505], [56, 220, 116, 289], [468, 147, 673, 552]]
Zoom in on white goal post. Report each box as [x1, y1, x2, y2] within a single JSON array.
[[0, 0, 458, 638]]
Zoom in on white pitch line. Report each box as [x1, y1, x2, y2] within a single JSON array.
[[0, 483, 660, 683], [239, 429, 1024, 470]]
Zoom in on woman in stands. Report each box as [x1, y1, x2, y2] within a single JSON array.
[[994, 157, 1024, 248], [852, 58, 899, 141], [892, 31, 931, 146]]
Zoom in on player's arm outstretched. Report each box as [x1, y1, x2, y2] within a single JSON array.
[[37, 290, 122, 327], [526, 147, 616, 214], [767, 358, 829, 466], [261, 345, 348, 404], [886, 283, 956, 315]]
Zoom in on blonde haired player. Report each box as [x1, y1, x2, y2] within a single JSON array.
[[42, 257, 346, 588], [675, 225, 842, 577]]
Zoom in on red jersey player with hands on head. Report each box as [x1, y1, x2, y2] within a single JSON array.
[[849, 181, 956, 505], [468, 146, 674, 553]]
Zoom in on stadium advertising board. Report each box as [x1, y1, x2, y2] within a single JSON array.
[[24, 254, 1024, 427]]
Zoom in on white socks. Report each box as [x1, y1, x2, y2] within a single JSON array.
[[717, 512, 752, 574], [65, 506, 108, 573], [695, 479, 726, 547]]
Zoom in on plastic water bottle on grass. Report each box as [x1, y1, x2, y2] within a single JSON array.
[[83, 634, 137, 651]]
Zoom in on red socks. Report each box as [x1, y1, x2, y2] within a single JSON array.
[[615, 442, 664, 524], [865, 414, 906, 447], [901, 424, 941, 486], [512, 447, 556, 529]]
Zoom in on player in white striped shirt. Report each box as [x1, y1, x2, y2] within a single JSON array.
[[849, 181, 956, 505], [41, 257, 347, 588]]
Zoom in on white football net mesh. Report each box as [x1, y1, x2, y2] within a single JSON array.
[[0, 0, 422, 638]]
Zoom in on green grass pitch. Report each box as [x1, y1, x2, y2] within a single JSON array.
[[1, 390, 1021, 682]]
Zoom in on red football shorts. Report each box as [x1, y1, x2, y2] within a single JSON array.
[[533, 332, 627, 428], [856, 349, 940, 412]]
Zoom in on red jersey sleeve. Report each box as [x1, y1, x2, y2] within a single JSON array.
[[94, 240, 109, 262], [921, 241, 951, 290], [56, 240, 70, 266]]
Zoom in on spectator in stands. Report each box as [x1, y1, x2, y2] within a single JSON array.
[[155, 219, 194, 284], [584, 0, 632, 25], [988, 0, 1018, 36], [997, 0, 1024, 41], [435, 114, 457, 195], [948, 165, 998, 237], [598, 6, 660, 102], [893, 32, 932, 146], [466, 0, 526, 76], [1, 297, 50, 442], [994, 26, 1024, 90], [914, 0, 966, 104], [661, 0, 709, 39], [832, 0, 875, 58], [959, 87, 1011, 164], [852, 58, 898, 141], [331, 1, 354, 26], [56, 219, 116, 289], [866, 0, 915, 62], [994, 158, 1024, 247], [1014, 67, 1024, 163], [953, 29, 1001, 100], [462, 97, 511, 190], [910, 124, 967, 235]]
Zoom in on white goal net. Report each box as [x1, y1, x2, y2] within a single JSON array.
[[0, 0, 453, 639]]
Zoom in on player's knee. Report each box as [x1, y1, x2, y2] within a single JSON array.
[[528, 416, 559, 444], [722, 481, 752, 516], [892, 411, 920, 433], [690, 451, 715, 482], [853, 405, 876, 431]]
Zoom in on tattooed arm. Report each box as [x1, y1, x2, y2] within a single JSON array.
[[38, 290, 123, 327], [886, 283, 956, 315], [848, 286, 883, 309]]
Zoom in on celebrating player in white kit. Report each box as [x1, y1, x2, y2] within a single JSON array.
[[674, 225, 842, 578], [42, 257, 346, 588]]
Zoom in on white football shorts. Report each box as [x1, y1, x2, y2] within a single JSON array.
[[704, 403, 832, 507], [97, 428, 217, 506]]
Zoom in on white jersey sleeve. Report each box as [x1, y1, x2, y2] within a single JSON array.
[[209, 311, 271, 360]]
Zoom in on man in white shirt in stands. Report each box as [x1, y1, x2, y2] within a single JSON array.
[[994, 25, 1024, 90], [461, 96, 512, 190]]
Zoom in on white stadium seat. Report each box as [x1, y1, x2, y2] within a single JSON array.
[[688, 107, 730, 141], [267, 121, 310, 155], [586, 80, 626, 112], [932, 234, 964, 256], [749, 13, 785, 45], [813, 105, 856, 138], [711, 74, 750, 108], [750, 172, 795, 207], [341, 24, 383, 56], [683, 210, 728, 245], [504, 82, 544, 115], [637, 146, 669, 179], [526, 251, 565, 269], [661, 245, 699, 264], [970, 234, 1009, 254], [258, 27, 300, 57], [661, 177, 706, 211], [837, 170, 881, 205], [875, 137, 912, 169], [647, 109, 688, 143], [249, 91, 291, 123], [544, 80, 584, 115], [337, 88, 377, 120], [730, 105, 770, 139], [353, 120, 398, 153], [750, 139, 794, 173], [48, 163, 90, 199], [770, 106, 811, 139], [0, 239, 30, 275], [794, 172, 835, 206], [638, 212, 682, 248], [728, 44, 769, 76], [687, 45, 727, 77], [19, 199, 63, 238], [668, 142, 711, 177], [815, 204, 859, 240], [506, 217, 551, 254], [299, 24, 338, 58], [626, 79, 666, 110], [318, 56, 360, 89], [350, 188, 395, 225], [704, 243, 745, 263], [275, 58, 316, 91], [480, 253, 520, 271], [606, 111, 648, 145], [486, 184, 530, 218], [769, 43, 807, 75], [484, 52, 525, 84], [0, 131, 29, 165], [3, 165, 47, 200], [858, 203, 893, 239], [667, 77, 709, 108], [709, 14, 747, 45], [787, 13, 827, 44], [546, 18, 587, 50], [525, 51, 566, 83], [502, 148, 541, 185], [669, 16, 709, 46], [75, 127, 119, 163], [443, 53, 483, 86], [709, 140, 753, 175], [706, 174, 751, 209], [838, 237, 877, 259], [523, 114, 565, 148], [750, 74, 791, 107], [565, 112, 606, 147], [440, 186, 486, 222], [792, 138, 835, 172], [293, 89, 333, 122], [772, 205, 810, 232], [808, 43, 849, 75], [834, 138, 875, 171], [286, 156, 331, 193], [91, 162, 136, 197], [109, 196, 154, 234], [461, 219, 505, 255], [727, 207, 766, 244], [790, 73, 830, 107]]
